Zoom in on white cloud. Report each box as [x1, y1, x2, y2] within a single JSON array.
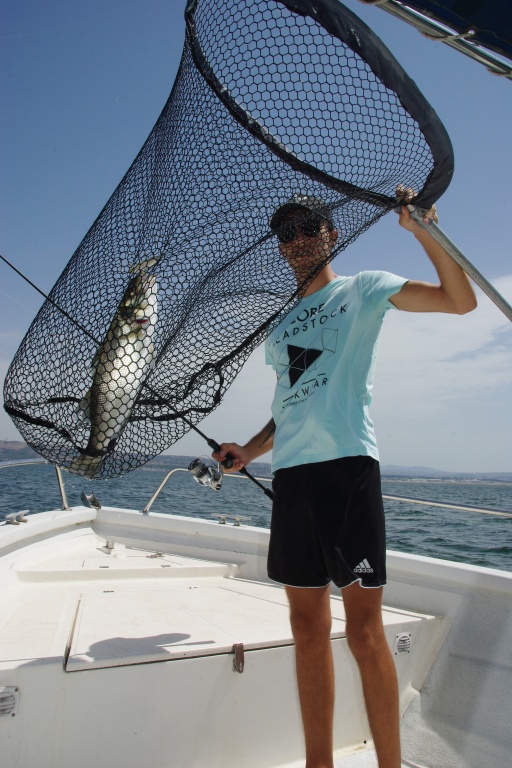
[[376, 276, 512, 409], [371, 276, 512, 470]]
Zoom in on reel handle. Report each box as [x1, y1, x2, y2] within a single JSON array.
[[206, 438, 234, 469], [205, 437, 273, 501], [222, 455, 234, 470]]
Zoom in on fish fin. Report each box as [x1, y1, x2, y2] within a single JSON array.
[[90, 350, 101, 376], [78, 389, 93, 422]]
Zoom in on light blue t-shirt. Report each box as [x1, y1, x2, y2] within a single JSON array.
[[264, 271, 407, 472]]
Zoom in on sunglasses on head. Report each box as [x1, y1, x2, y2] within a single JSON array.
[[275, 214, 327, 244]]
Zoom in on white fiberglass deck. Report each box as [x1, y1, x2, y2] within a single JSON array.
[[0, 530, 433, 673], [1, 507, 511, 768]]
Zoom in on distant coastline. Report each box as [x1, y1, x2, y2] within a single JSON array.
[[0, 440, 40, 461], [1, 440, 511, 483]]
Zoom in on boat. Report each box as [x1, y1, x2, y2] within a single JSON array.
[[2, 2, 511, 766], [1, 458, 511, 768]]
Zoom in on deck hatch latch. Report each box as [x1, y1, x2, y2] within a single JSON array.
[[232, 643, 245, 673]]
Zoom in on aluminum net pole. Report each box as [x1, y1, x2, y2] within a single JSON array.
[[409, 206, 512, 322]]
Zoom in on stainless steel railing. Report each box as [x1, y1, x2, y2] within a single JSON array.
[[0, 458, 70, 511], [1, 457, 510, 519]]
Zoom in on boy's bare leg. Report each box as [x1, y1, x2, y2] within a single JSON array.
[[286, 585, 335, 768], [342, 581, 401, 768], [285, 582, 400, 768]]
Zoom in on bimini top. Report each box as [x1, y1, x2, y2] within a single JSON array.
[[359, 0, 512, 78]]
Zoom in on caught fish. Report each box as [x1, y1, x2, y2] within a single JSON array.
[[69, 260, 158, 477]]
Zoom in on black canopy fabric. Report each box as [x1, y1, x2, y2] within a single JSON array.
[[4, 0, 454, 479], [402, 1, 512, 62]]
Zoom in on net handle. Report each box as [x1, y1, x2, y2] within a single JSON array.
[[408, 206, 512, 322]]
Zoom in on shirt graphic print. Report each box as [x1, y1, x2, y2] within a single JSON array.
[[265, 272, 407, 472]]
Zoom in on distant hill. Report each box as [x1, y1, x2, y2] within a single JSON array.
[[381, 464, 512, 483], [0, 440, 39, 461], [1, 442, 510, 482]]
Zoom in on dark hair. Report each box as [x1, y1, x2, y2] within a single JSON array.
[[270, 194, 334, 231]]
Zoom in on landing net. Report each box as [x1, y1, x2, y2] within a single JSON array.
[[4, 0, 453, 478]]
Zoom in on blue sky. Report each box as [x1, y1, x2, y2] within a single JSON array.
[[1, 0, 511, 471]]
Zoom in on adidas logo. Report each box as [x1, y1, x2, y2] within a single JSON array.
[[353, 559, 374, 574]]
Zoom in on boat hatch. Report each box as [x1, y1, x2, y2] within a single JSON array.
[[65, 579, 434, 672], [65, 581, 315, 671]]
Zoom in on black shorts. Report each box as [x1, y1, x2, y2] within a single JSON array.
[[267, 456, 386, 589]]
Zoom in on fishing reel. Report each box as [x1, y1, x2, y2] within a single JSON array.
[[188, 458, 223, 491]]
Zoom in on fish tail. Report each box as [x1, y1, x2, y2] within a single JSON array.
[[129, 256, 160, 274]]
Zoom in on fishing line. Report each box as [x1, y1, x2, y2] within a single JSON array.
[[0, 253, 100, 345], [0, 252, 272, 498], [2, 0, 485, 481]]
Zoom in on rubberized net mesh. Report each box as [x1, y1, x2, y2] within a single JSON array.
[[4, 0, 453, 479]]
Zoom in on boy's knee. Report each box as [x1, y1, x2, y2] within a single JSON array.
[[345, 621, 386, 662], [289, 607, 332, 644]]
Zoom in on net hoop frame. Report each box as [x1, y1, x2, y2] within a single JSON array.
[[185, 0, 453, 210], [4, 0, 459, 480]]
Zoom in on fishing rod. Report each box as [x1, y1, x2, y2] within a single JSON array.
[[0, 252, 274, 501]]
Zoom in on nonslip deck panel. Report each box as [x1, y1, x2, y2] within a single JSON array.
[[66, 582, 308, 670], [65, 580, 434, 671]]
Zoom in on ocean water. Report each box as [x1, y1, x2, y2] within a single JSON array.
[[1, 455, 511, 572]]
